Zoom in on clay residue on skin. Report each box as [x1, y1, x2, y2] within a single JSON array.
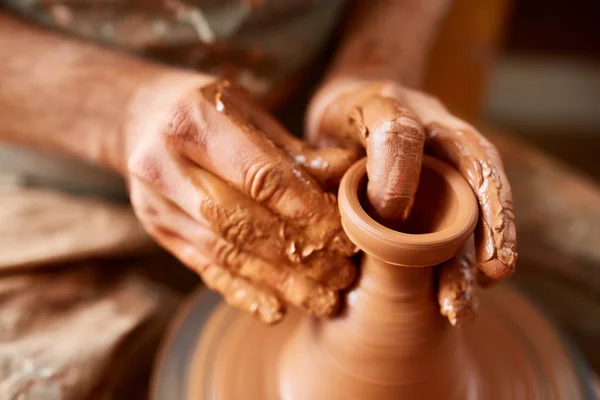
[[195, 195, 345, 319], [292, 147, 360, 191], [309, 78, 516, 281], [351, 94, 424, 224], [127, 76, 358, 322], [202, 81, 356, 263], [438, 237, 478, 326], [199, 261, 284, 324], [426, 123, 517, 279], [315, 84, 425, 225], [165, 80, 359, 318], [199, 80, 355, 255], [190, 157, 576, 400]]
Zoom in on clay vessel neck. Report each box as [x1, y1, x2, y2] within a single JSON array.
[[343, 255, 445, 367], [279, 255, 472, 400]]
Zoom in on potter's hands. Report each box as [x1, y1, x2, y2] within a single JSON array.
[[124, 75, 357, 324], [306, 79, 517, 324]]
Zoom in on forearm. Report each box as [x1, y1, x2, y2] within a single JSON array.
[[327, 0, 452, 88], [0, 13, 170, 173]]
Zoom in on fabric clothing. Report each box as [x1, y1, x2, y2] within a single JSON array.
[[0, 2, 347, 397], [0, 0, 347, 200], [0, 173, 190, 399], [3, 0, 346, 99]]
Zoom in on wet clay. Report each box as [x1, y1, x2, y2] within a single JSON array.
[[126, 78, 361, 324], [181, 285, 588, 399], [160, 156, 591, 400], [275, 157, 476, 399], [307, 78, 517, 280]]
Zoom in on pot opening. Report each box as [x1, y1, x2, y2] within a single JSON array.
[[359, 166, 458, 235]]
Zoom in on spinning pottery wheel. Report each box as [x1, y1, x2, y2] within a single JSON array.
[[152, 157, 596, 400]]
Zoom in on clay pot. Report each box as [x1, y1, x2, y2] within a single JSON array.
[[339, 156, 478, 266], [278, 156, 478, 399], [151, 157, 595, 400]]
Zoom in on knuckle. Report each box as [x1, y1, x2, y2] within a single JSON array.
[[377, 116, 425, 146], [243, 160, 284, 203], [199, 199, 257, 245], [212, 238, 243, 270], [223, 215, 255, 245], [127, 150, 165, 188], [194, 263, 213, 280], [197, 262, 219, 283], [381, 185, 415, 202], [163, 100, 210, 155], [166, 101, 199, 143], [399, 118, 426, 142]]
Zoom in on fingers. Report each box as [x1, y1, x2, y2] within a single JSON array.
[[221, 87, 359, 189], [147, 226, 284, 324], [308, 80, 516, 280], [357, 94, 425, 224], [202, 263, 284, 324], [438, 235, 478, 327], [384, 87, 516, 279], [128, 132, 356, 290], [130, 177, 342, 318], [312, 85, 425, 224], [203, 233, 340, 317], [182, 161, 357, 290], [164, 80, 355, 259], [425, 122, 517, 279]]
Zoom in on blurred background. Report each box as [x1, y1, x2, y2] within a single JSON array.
[[487, 0, 599, 177], [421, 0, 600, 375], [1, 1, 598, 397]]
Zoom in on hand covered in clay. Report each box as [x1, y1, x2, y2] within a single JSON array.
[[306, 78, 517, 326], [124, 75, 357, 324]]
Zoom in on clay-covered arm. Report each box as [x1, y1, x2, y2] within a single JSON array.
[[306, 1, 516, 325], [0, 13, 358, 323], [0, 12, 162, 172]]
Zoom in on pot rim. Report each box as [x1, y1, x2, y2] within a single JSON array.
[[338, 156, 478, 266]]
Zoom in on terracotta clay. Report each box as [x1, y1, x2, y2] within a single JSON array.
[[152, 156, 592, 400], [307, 78, 517, 280], [277, 156, 477, 400]]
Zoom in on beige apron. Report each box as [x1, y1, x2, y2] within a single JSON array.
[[0, 163, 189, 398]]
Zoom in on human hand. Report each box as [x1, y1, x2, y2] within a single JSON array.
[[122, 74, 357, 324], [306, 78, 517, 326]]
